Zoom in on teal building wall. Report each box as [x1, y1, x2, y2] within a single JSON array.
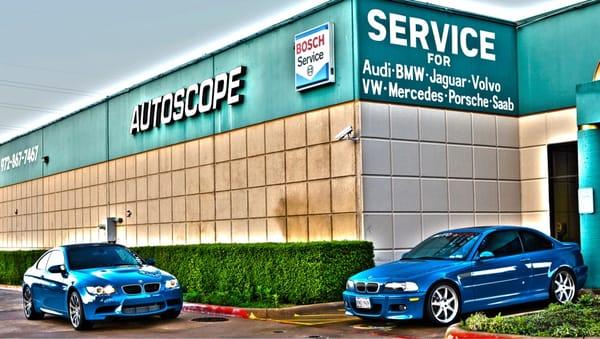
[[518, 2, 600, 114], [576, 81, 600, 288], [0, 0, 355, 187]]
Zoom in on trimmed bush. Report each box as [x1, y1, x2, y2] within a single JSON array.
[[462, 293, 600, 337], [0, 241, 374, 307], [133, 241, 374, 307], [0, 249, 45, 285]]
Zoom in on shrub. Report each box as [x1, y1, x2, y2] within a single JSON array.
[[133, 241, 374, 307], [0, 241, 374, 307], [0, 249, 45, 285], [462, 294, 600, 337]]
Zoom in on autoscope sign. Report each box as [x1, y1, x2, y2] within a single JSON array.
[[357, 0, 518, 115], [295, 22, 335, 91], [130, 66, 246, 135]]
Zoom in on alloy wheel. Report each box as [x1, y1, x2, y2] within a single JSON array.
[[69, 293, 81, 328], [430, 285, 459, 324], [23, 288, 32, 318], [553, 270, 575, 303]]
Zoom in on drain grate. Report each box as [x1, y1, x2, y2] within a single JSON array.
[[191, 317, 229, 322]]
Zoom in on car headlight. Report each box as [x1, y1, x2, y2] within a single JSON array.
[[85, 285, 116, 296], [165, 279, 179, 289], [384, 282, 419, 292], [346, 280, 355, 290]]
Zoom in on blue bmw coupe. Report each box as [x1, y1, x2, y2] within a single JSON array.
[[344, 226, 588, 325], [22, 243, 183, 330]]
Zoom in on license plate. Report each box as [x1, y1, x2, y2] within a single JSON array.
[[355, 297, 371, 309]]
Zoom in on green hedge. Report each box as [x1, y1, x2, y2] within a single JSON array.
[[0, 249, 45, 285], [0, 241, 374, 307], [133, 241, 374, 307]]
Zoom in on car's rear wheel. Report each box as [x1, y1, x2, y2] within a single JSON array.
[[425, 283, 461, 326], [160, 308, 181, 320], [68, 291, 92, 330], [551, 269, 576, 304], [23, 286, 44, 320]]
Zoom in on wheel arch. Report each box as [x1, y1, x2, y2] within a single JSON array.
[[549, 265, 576, 292], [424, 279, 463, 311], [66, 286, 79, 304]]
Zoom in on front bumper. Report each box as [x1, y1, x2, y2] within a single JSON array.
[[80, 287, 182, 321], [343, 290, 426, 320]]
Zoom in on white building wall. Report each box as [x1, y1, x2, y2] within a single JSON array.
[[518, 108, 578, 234], [359, 102, 522, 264]]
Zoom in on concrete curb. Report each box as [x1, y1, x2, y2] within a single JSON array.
[[0, 285, 20, 291], [182, 301, 344, 320]]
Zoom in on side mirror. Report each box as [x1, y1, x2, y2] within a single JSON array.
[[478, 251, 495, 260], [48, 264, 66, 274], [146, 258, 156, 266]]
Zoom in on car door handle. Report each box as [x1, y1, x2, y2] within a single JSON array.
[[520, 258, 531, 262]]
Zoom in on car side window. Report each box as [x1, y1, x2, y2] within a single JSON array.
[[520, 231, 553, 252], [35, 252, 51, 270], [478, 231, 523, 258], [46, 251, 65, 272]]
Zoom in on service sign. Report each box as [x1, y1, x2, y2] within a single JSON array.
[[295, 22, 335, 91], [357, 0, 518, 114]]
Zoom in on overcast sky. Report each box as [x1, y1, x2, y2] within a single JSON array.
[[0, 0, 585, 144]]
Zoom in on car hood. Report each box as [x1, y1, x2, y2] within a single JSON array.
[[72, 265, 170, 285], [350, 259, 469, 283]]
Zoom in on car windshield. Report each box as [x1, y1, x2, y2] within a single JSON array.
[[402, 232, 480, 260], [67, 245, 142, 270]]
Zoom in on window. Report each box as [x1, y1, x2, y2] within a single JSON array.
[[403, 232, 480, 260], [67, 245, 141, 270], [478, 231, 523, 258], [520, 231, 553, 252], [46, 251, 65, 271], [36, 252, 51, 270]]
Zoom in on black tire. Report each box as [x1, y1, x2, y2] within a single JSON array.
[[23, 286, 44, 320], [425, 283, 461, 326], [160, 308, 181, 320], [68, 291, 93, 330], [550, 269, 576, 304]]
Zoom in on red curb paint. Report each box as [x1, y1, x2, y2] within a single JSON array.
[[446, 325, 519, 339], [182, 303, 250, 319]]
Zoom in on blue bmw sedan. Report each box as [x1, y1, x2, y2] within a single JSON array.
[[22, 243, 183, 330], [344, 226, 588, 325]]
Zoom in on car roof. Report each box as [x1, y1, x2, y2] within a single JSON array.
[[58, 242, 124, 250], [442, 225, 542, 234]]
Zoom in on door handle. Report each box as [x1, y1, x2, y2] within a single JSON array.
[[520, 258, 531, 262]]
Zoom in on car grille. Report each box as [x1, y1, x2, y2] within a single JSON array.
[[355, 282, 380, 293], [122, 302, 165, 314], [122, 284, 142, 294], [122, 283, 161, 294], [144, 283, 160, 293]]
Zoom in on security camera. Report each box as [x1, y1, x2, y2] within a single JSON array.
[[335, 125, 355, 141]]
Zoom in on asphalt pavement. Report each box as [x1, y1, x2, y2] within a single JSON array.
[[0, 288, 545, 338]]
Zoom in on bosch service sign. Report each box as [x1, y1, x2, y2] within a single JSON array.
[[294, 22, 335, 91]]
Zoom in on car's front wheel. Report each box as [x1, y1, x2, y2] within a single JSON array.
[[68, 291, 92, 330], [425, 283, 461, 326], [551, 269, 576, 304], [160, 308, 181, 320], [23, 286, 44, 320]]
